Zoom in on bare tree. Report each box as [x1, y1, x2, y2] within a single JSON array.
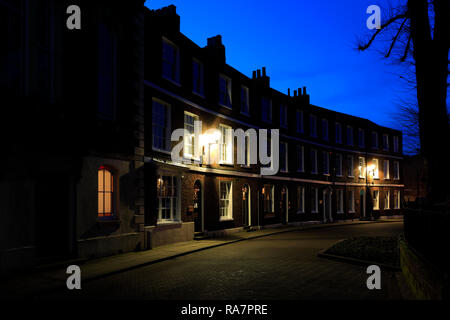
[[358, 0, 450, 203]]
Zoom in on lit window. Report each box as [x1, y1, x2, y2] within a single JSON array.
[[358, 157, 365, 178], [296, 110, 304, 133], [192, 59, 204, 96], [322, 119, 329, 141], [373, 159, 379, 179], [219, 124, 233, 164], [337, 189, 344, 213], [394, 190, 401, 209], [263, 184, 274, 213], [219, 181, 233, 220], [373, 190, 379, 210], [162, 37, 180, 84], [98, 167, 114, 218], [157, 175, 178, 222], [297, 186, 305, 213], [280, 142, 288, 172], [384, 160, 390, 179], [219, 74, 232, 108], [297, 145, 304, 172], [310, 115, 317, 137], [384, 191, 390, 209], [241, 86, 250, 115], [184, 112, 200, 158], [335, 122, 342, 143], [393, 161, 400, 180], [280, 105, 288, 128], [261, 97, 272, 122], [152, 99, 171, 151]]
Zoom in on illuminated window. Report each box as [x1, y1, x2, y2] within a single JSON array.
[[184, 112, 199, 158], [394, 190, 401, 209], [157, 175, 178, 222], [373, 158, 379, 179], [219, 124, 233, 164], [219, 181, 233, 220], [373, 190, 379, 210], [384, 160, 390, 179], [98, 167, 114, 218], [384, 191, 390, 209], [358, 157, 365, 178]]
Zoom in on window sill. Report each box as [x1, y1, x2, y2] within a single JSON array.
[[336, 175, 343, 178], [337, 211, 344, 214], [157, 220, 182, 225], [97, 218, 121, 225], [152, 147, 172, 155], [219, 103, 232, 110], [192, 91, 205, 99], [297, 211, 305, 214], [240, 111, 250, 117], [219, 217, 233, 222], [297, 169, 305, 173], [162, 76, 181, 87]]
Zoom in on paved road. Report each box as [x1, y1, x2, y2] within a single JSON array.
[[42, 222, 404, 300]]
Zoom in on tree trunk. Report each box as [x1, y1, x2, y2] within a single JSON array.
[[408, 0, 450, 203]]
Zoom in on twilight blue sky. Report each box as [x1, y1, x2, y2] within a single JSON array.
[[145, 0, 414, 132]]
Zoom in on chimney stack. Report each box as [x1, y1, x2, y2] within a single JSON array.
[[257, 69, 261, 78], [303, 87, 307, 95], [287, 88, 290, 96], [252, 71, 256, 79], [262, 67, 266, 77], [294, 90, 297, 97]]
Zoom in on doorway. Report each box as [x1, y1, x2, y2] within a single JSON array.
[[193, 180, 203, 232], [242, 184, 251, 227]]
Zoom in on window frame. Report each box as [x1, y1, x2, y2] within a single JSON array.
[[393, 161, 400, 180], [310, 114, 317, 138], [296, 110, 304, 133], [162, 37, 180, 85], [192, 58, 204, 97], [335, 122, 342, 144], [322, 118, 329, 141], [152, 98, 172, 153], [383, 134, 389, 151], [337, 189, 344, 214], [358, 128, 365, 148], [261, 97, 272, 123], [311, 149, 318, 174], [183, 111, 200, 160], [156, 174, 180, 223], [219, 180, 233, 221], [98, 166, 116, 219], [218, 73, 232, 108], [280, 141, 288, 173], [383, 160, 390, 180], [219, 124, 233, 164], [240, 85, 250, 116], [297, 186, 305, 213], [297, 144, 304, 173]]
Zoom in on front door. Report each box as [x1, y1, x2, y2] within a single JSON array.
[[242, 184, 250, 227], [193, 180, 202, 232]]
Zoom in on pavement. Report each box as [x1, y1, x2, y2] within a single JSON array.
[[0, 218, 405, 300]]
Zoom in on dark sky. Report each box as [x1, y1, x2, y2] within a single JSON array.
[[145, 0, 415, 133]]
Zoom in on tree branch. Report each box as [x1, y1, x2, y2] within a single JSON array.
[[400, 34, 412, 62], [358, 13, 407, 51], [385, 18, 408, 57]]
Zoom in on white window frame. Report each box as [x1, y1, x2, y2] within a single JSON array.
[[240, 85, 250, 116], [263, 184, 275, 213], [280, 105, 288, 128], [311, 188, 318, 213], [297, 186, 305, 213], [311, 149, 318, 174], [394, 190, 401, 209], [219, 180, 233, 220], [192, 58, 204, 97], [348, 190, 355, 213], [152, 98, 171, 152], [336, 153, 343, 177], [162, 37, 180, 85], [393, 161, 400, 180], [372, 131, 379, 149], [261, 97, 272, 123], [358, 156, 365, 178], [296, 110, 304, 133], [157, 175, 180, 223], [373, 158, 379, 179], [384, 191, 390, 209], [335, 122, 342, 144], [219, 124, 233, 164], [393, 136, 399, 153], [358, 128, 365, 148], [184, 111, 200, 159], [310, 115, 317, 137], [280, 142, 288, 173], [383, 134, 389, 151], [347, 155, 354, 178], [218, 74, 232, 108], [337, 189, 344, 213], [322, 119, 328, 141], [323, 151, 330, 175], [373, 190, 379, 210], [384, 160, 390, 180], [347, 125, 354, 146], [297, 145, 305, 172]]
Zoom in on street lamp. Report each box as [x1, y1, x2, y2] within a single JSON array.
[[200, 129, 221, 165]]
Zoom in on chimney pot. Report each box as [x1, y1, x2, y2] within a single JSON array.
[[257, 69, 261, 78], [262, 67, 266, 77], [287, 88, 291, 96], [303, 86, 307, 95], [252, 71, 256, 79]]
